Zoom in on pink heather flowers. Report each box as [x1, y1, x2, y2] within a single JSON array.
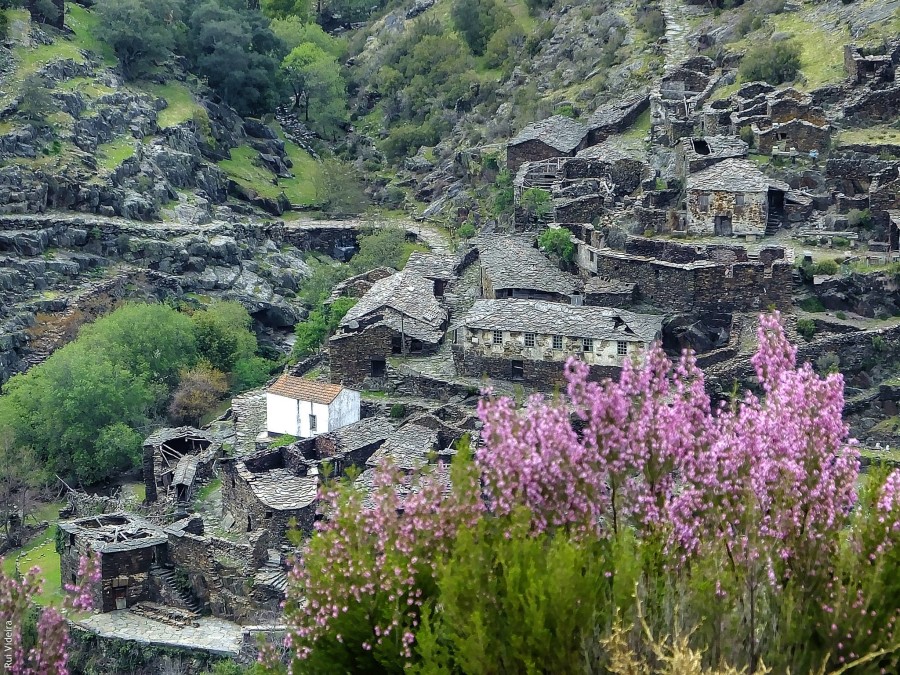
[[281, 313, 900, 671], [0, 554, 99, 675]]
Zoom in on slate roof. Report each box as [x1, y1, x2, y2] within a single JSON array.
[[476, 235, 582, 296], [508, 115, 588, 153], [679, 136, 748, 161], [403, 252, 456, 280], [172, 455, 199, 487], [366, 424, 440, 472], [317, 417, 396, 457], [143, 426, 215, 448], [688, 158, 790, 193], [238, 466, 318, 511], [268, 374, 345, 405], [338, 270, 448, 342], [59, 513, 167, 553], [460, 299, 663, 343], [583, 277, 638, 294], [586, 93, 648, 131]]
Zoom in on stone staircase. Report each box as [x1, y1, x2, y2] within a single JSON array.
[[254, 550, 288, 595], [151, 565, 202, 614], [765, 211, 783, 237]]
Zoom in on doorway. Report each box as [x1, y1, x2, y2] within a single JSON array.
[[714, 214, 733, 236]]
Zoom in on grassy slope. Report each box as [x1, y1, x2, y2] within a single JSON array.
[[2, 521, 64, 607], [219, 124, 323, 207]]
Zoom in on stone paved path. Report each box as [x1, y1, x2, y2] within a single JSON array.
[[78, 610, 243, 655], [661, 0, 691, 70]]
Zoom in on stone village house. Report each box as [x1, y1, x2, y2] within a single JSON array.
[[452, 299, 663, 387], [685, 158, 790, 237], [476, 235, 582, 303], [329, 269, 449, 387], [59, 513, 167, 612], [506, 115, 589, 174], [265, 375, 360, 439]]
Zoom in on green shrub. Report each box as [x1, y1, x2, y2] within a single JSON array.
[[538, 227, 574, 263], [636, 6, 665, 39], [798, 296, 826, 313], [389, 403, 407, 419], [520, 187, 553, 221], [847, 208, 873, 228], [458, 222, 476, 240], [812, 259, 839, 276], [796, 318, 816, 340], [832, 236, 850, 249], [835, 311, 847, 320], [739, 40, 801, 85]]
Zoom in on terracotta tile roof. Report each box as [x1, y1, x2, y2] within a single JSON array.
[[268, 375, 345, 404]]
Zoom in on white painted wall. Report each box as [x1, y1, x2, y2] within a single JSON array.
[[267, 393, 299, 436], [327, 389, 361, 433], [296, 400, 330, 438]]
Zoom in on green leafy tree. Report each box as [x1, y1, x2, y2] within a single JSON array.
[[77, 302, 197, 390], [739, 40, 801, 85], [232, 356, 273, 391], [271, 16, 342, 55], [281, 43, 347, 136], [187, 1, 282, 116], [17, 73, 56, 125], [95, 0, 179, 80], [538, 227, 575, 263], [521, 187, 553, 221], [312, 157, 368, 215], [451, 0, 512, 56], [293, 307, 329, 357], [350, 227, 414, 274], [261, 0, 311, 21], [191, 301, 258, 373], [168, 362, 230, 426], [458, 221, 476, 240]]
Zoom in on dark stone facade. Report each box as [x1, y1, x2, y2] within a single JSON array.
[[330, 323, 440, 388], [451, 346, 619, 390], [507, 139, 578, 175]]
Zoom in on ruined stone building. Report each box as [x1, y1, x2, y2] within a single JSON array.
[[59, 513, 167, 612], [844, 42, 900, 85], [402, 251, 458, 298], [325, 267, 395, 305], [510, 147, 644, 225], [506, 115, 589, 173], [477, 235, 582, 303], [452, 299, 662, 386], [265, 375, 359, 439], [142, 427, 222, 505], [752, 118, 831, 155], [221, 445, 319, 539], [675, 136, 748, 177], [581, 236, 792, 314], [584, 94, 649, 145], [330, 269, 449, 386], [685, 158, 790, 237], [650, 56, 719, 145]]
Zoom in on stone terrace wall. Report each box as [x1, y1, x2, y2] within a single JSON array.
[[452, 347, 619, 390]]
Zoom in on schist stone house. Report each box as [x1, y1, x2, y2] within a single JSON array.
[[266, 374, 360, 438], [59, 513, 167, 612], [506, 115, 589, 173], [686, 158, 790, 237], [452, 299, 663, 386], [142, 427, 221, 504], [221, 445, 319, 538], [330, 269, 448, 386], [478, 236, 582, 303], [675, 136, 748, 177]]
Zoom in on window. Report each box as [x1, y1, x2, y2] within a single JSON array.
[[735, 194, 745, 207], [493, 330, 503, 345], [511, 360, 524, 380], [617, 341, 628, 356], [589, 251, 595, 262], [391, 336, 402, 354], [309, 414, 317, 432], [410, 339, 423, 353], [524, 332, 535, 347], [507, 289, 514, 298], [553, 335, 563, 350], [699, 194, 710, 212], [265, 511, 273, 519], [583, 338, 594, 352]]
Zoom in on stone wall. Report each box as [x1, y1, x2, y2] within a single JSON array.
[[60, 535, 162, 612], [686, 189, 768, 236], [754, 121, 831, 155], [452, 346, 619, 390], [330, 323, 397, 388], [220, 462, 315, 541], [595, 251, 791, 313], [507, 140, 575, 174]]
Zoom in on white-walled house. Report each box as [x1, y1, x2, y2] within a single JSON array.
[[266, 375, 360, 438]]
